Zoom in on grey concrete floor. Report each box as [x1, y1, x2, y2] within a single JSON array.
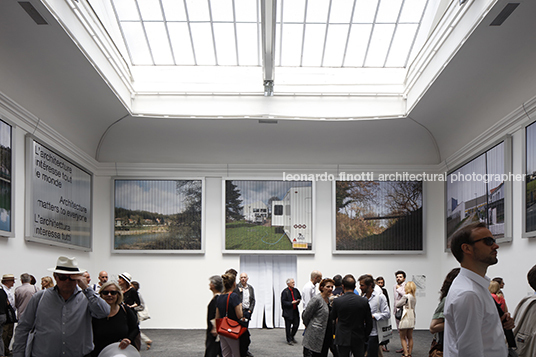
[[139, 328, 434, 357]]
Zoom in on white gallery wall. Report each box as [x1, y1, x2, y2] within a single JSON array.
[[1, 97, 536, 331]]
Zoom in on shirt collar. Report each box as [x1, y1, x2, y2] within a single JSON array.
[[366, 289, 378, 301], [460, 267, 490, 290]]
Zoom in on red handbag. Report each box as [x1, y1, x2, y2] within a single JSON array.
[[216, 294, 247, 340]]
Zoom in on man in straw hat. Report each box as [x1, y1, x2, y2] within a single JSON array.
[[1, 273, 16, 356], [13, 256, 110, 357]]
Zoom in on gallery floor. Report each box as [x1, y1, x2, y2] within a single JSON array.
[[138, 328, 435, 357]]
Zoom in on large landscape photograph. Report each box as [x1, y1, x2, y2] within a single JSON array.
[[446, 142, 505, 248], [526, 123, 536, 235], [335, 180, 423, 251], [0, 120, 11, 234], [225, 180, 312, 251], [114, 179, 202, 251]]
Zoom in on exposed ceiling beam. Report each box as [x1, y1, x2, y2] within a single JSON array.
[[261, 0, 276, 96]]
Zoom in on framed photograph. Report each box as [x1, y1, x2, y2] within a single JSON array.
[[446, 138, 512, 248], [223, 180, 313, 253], [524, 122, 536, 237], [113, 179, 204, 253], [334, 180, 423, 253], [25, 136, 92, 250], [0, 119, 12, 237]]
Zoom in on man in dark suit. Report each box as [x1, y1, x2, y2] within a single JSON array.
[[281, 278, 301, 345], [331, 274, 373, 357]]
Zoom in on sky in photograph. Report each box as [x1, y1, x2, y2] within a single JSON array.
[[115, 180, 200, 215], [232, 180, 311, 206], [447, 142, 504, 206]]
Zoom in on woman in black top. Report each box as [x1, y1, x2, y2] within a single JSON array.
[[205, 275, 223, 357], [214, 273, 243, 357], [118, 272, 140, 308], [91, 281, 139, 356]]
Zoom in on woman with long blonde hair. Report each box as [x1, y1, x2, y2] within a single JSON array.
[[40, 276, 54, 290], [396, 281, 417, 357]]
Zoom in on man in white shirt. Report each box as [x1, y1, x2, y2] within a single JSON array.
[[444, 222, 514, 357], [302, 270, 322, 310], [359, 275, 390, 357]]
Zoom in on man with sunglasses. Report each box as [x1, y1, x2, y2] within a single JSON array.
[[444, 222, 515, 357], [13, 256, 110, 357]]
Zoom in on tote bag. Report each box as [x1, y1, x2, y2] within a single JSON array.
[[375, 295, 392, 343], [377, 318, 392, 343]]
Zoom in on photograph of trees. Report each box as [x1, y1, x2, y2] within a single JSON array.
[[526, 123, 536, 235], [225, 180, 313, 251], [114, 179, 202, 251], [446, 142, 505, 248], [0, 119, 11, 234], [336, 180, 423, 251]]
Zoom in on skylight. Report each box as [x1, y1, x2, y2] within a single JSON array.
[[276, 0, 428, 68], [110, 0, 261, 66], [108, 0, 429, 69], [60, 0, 481, 119]]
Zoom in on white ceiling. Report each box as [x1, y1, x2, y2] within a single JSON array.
[[0, 0, 534, 166]]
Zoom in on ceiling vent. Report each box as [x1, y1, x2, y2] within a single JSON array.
[[490, 3, 520, 26], [258, 119, 278, 124], [19, 2, 48, 25]]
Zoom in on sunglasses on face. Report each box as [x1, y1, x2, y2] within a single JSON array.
[[56, 275, 76, 281], [100, 290, 119, 296], [468, 236, 496, 246]]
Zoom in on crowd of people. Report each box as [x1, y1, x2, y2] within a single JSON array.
[[3, 224, 536, 357], [0, 256, 152, 357], [204, 268, 416, 357], [205, 223, 536, 357], [442, 222, 536, 357]]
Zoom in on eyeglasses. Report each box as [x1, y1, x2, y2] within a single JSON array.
[[468, 236, 496, 246], [56, 275, 76, 281], [100, 290, 119, 296]]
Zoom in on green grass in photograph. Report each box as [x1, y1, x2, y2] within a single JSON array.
[[527, 179, 536, 205], [226, 221, 292, 250]]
